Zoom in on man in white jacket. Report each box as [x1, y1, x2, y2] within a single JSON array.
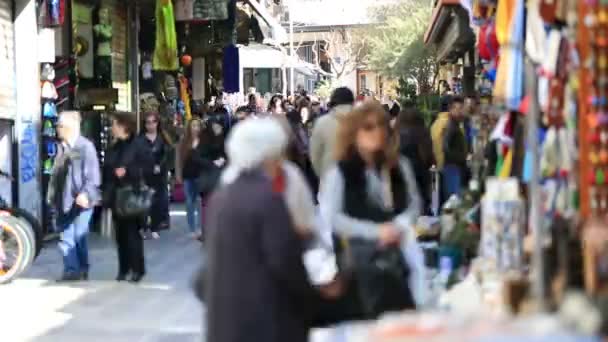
[[309, 87, 355, 180]]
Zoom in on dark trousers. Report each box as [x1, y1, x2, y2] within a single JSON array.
[[147, 181, 170, 232], [114, 216, 145, 275]]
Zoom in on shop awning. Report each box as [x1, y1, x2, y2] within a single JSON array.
[[239, 43, 287, 68], [246, 0, 288, 44], [424, 0, 475, 63]]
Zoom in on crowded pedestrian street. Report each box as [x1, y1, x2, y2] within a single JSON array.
[[0, 207, 203, 342], [2, 0, 608, 341]]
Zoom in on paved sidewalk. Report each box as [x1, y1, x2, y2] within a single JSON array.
[[0, 208, 205, 342]]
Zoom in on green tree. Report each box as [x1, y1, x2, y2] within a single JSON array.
[[366, 0, 437, 96]]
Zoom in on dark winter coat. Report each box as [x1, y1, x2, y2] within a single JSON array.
[[102, 136, 151, 208], [202, 170, 319, 342], [137, 134, 171, 186], [443, 118, 468, 167]]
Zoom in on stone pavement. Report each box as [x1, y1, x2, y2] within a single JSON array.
[[0, 207, 205, 342]]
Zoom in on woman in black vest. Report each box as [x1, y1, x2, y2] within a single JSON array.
[[319, 101, 422, 314]]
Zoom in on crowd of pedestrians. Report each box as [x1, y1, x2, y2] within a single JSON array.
[[46, 86, 474, 341]]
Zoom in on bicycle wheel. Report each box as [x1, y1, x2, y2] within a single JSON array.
[[4, 208, 43, 258], [0, 217, 29, 284], [0, 216, 35, 276], [7, 216, 36, 271]]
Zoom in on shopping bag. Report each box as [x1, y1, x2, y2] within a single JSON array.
[[171, 183, 185, 203]]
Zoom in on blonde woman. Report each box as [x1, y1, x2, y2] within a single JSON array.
[[319, 101, 423, 312]]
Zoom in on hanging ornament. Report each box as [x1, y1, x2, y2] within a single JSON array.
[[181, 54, 192, 67]]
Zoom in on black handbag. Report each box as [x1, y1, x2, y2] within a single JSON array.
[[341, 238, 414, 318], [314, 235, 414, 326], [114, 181, 156, 218]]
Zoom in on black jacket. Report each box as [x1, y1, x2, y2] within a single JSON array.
[[443, 119, 468, 167], [400, 126, 434, 211], [103, 136, 151, 206], [137, 134, 171, 185], [181, 139, 224, 180]]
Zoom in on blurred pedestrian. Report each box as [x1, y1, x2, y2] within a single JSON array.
[[268, 94, 286, 115], [310, 87, 355, 180], [398, 107, 434, 214], [104, 112, 149, 283], [175, 118, 205, 239], [50, 111, 100, 282], [319, 101, 422, 311], [200, 117, 344, 342], [138, 112, 172, 239], [442, 96, 468, 199]]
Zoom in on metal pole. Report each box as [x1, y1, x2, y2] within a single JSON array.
[[525, 59, 546, 310], [289, 0, 295, 96]]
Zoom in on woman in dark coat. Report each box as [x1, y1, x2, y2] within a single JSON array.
[[398, 107, 435, 214], [138, 112, 172, 239], [103, 112, 150, 283], [200, 118, 342, 342]]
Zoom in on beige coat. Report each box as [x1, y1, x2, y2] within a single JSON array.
[[309, 104, 352, 179]]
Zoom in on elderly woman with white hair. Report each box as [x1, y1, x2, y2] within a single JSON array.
[[201, 118, 342, 342]]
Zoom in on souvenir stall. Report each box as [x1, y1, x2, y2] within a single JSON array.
[[37, 0, 127, 234], [316, 0, 607, 340]]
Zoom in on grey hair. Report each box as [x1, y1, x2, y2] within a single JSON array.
[[58, 111, 82, 131], [221, 117, 288, 185]]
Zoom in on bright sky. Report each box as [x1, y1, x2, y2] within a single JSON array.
[[289, 0, 399, 26]]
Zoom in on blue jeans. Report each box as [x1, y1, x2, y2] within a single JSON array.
[[442, 164, 463, 201], [57, 208, 93, 275], [184, 178, 200, 233]]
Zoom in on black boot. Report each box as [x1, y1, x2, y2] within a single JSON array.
[[129, 272, 145, 283], [116, 272, 128, 282]]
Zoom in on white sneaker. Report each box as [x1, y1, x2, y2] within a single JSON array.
[[151, 232, 160, 240]]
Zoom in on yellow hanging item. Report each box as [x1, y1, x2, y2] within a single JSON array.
[[499, 148, 514, 178]]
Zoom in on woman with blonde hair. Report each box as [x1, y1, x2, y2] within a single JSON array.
[[319, 100, 423, 315]]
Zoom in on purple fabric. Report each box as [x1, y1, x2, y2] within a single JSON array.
[[223, 45, 240, 93]]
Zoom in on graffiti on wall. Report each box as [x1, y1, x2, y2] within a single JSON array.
[[19, 122, 40, 218], [19, 123, 37, 183]]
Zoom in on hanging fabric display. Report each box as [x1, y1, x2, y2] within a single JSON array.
[[45, 0, 66, 27], [223, 45, 240, 93], [153, 0, 179, 71]]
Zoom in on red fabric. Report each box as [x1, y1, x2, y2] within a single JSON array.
[[478, 21, 499, 61], [171, 183, 185, 203], [272, 169, 286, 194]]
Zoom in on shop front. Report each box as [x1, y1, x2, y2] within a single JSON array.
[[0, 0, 17, 207], [424, 0, 475, 96]]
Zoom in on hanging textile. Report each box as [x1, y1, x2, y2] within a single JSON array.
[[178, 75, 192, 121], [493, 0, 524, 110], [223, 45, 240, 93], [46, 0, 65, 27], [153, 0, 179, 71], [504, 0, 524, 111]]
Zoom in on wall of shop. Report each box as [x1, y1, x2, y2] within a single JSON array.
[[14, 0, 41, 218], [0, 0, 16, 120]]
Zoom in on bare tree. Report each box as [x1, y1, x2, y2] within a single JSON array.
[[317, 27, 368, 80]]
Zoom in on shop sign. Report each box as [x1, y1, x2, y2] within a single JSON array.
[[193, 0, 229, 21]]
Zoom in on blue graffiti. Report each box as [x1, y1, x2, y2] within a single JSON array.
[[20, 123, 37, 183]]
